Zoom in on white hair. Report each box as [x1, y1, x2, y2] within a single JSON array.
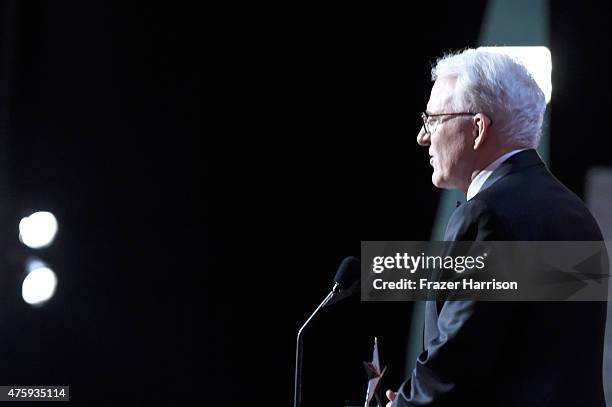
[[432, 47, 546, 149]]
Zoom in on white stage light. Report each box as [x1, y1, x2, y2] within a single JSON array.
[[19, 211, 59, 249], [22, 266, 58, 306]]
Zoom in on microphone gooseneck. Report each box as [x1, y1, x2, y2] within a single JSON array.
[[293, 256, 361, 407]]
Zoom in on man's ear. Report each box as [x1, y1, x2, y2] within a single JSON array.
[[473, 113, 492, 150]]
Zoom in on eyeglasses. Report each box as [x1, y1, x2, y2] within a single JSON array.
[[420, 111, 476, 135]]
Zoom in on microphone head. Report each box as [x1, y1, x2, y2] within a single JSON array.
[[333, 256, 361, 289]]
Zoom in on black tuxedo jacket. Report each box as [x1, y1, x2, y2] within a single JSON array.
[[393, 149, 607, 406]]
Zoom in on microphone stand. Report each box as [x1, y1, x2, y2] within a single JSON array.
[[294, 283, 339, 407]]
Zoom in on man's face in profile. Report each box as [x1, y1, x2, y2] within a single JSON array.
[[417, 76, 475, 190]]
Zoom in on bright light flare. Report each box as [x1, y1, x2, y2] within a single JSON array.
[[19, 211, 58, 249], [22, 266, 58, 305]]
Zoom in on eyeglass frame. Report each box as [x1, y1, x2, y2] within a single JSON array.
[[420, 111, 492, 135]]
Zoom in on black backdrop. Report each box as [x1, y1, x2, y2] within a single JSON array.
[[1, 1, 610, 405]]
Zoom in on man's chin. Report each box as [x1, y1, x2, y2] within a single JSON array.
[[431, 173, 444, 189], [432, 173, 451, 190]]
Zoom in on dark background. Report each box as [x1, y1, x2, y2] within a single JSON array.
[[0, 1, 610, 405]]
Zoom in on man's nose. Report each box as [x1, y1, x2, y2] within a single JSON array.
[[417, 127, 430, 146]]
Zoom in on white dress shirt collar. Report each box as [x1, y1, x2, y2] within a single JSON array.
[[466, 148, 527, 200]]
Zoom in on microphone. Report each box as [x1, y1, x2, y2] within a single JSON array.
[[329, 256, 361, 305], [293, 256, 361, 407]]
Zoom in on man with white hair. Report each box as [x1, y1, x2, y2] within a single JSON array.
[[386, 48, 607, 406]]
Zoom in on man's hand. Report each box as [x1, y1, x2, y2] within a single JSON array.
[[385, 389, 397, 407]]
